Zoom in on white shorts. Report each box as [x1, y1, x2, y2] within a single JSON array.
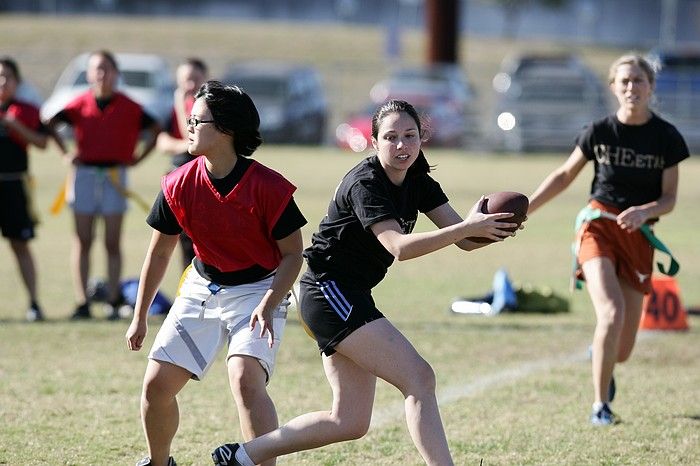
[[149, 267, 289, 382]]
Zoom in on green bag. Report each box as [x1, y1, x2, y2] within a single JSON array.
[[513, 283, 570, 313]]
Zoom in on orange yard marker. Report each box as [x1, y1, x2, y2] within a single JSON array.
[[640, 275, 689, 330]]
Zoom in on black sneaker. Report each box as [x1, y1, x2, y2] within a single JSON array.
[[211, 443, 242, 465], [136, 456, 177, 466], [26, 302, 45, 322], [590, 402, 617, 426], [106, 291, 128, 320], [71, 303, 91, 319]]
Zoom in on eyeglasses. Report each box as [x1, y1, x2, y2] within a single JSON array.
[[186, 116, 215, 128]]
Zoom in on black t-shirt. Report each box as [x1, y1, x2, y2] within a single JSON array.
[[0, 99, 47, 173], [576, 113, 689, 210], [147, 157, 307, 285], [304, 154, 449, 289]]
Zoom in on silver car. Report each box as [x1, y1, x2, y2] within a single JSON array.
[[40, 52, 174, 127], [371, 63, 479, 146], [221, 61, 328, 144], [490, 54, 609, 153]]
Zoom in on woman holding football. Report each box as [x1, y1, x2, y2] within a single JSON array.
[[211, 99, 519, 466]]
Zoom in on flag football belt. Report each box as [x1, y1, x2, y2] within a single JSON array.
[[50, 175, 68, 215], [570, 205, 680, 290], [50, 166, 150, 215]]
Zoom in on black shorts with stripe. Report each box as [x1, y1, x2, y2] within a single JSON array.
[[299, 268, 384, 356]]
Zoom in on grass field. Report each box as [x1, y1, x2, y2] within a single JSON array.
[[0, 145, 698, 465], [1, 15, 699, 466]]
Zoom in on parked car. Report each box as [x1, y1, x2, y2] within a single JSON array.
[[384, 63, 476, 114], [40, 52, 174, 127], [490, 54, 609, 152], [647, 47, 700, 153], [336, 86, 466, 151], [373, 63, 480, 142], [336, 69, 474, 152], [221, 61, 328, 144]]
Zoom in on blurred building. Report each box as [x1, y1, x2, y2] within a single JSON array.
[[2, 0, 699, 47]]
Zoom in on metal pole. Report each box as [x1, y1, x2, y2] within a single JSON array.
[[426, 0, 459, 64]]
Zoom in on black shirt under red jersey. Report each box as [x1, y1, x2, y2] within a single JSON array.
[[148, 156, 306, 286], [55, 91, 155, 165], [0, 99, 46, 173]]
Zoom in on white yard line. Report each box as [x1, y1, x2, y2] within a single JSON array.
[[370, 332, 656, 429]]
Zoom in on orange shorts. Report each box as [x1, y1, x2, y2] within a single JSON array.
[[575, 200, 654, 294]]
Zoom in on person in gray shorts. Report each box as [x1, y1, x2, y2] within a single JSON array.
[[126, 81, 306, 466], [45, 50, 161, 320]]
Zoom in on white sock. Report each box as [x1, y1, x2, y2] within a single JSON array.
[[235, 445, 255, 466], [592, 401, 605, 411]]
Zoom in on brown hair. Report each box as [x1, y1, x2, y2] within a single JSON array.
[[0, 57, 21, 82], [370, 99, 431, 176], [89, 49, 119, 71], [181, 57, 208, 75]]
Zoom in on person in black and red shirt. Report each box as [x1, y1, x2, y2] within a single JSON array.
[[156, 58, 208, 269], [126, 81, 305, 466], [46, 50, 161, 320], [528, 54, 689, 426], [211, 100, 519, 466], [0, 57, 50, 322]]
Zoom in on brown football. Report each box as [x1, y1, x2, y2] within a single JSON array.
[[466, 191, 529, 243]]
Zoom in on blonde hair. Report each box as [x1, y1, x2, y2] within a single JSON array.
[[608, 54, 656, 86]]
